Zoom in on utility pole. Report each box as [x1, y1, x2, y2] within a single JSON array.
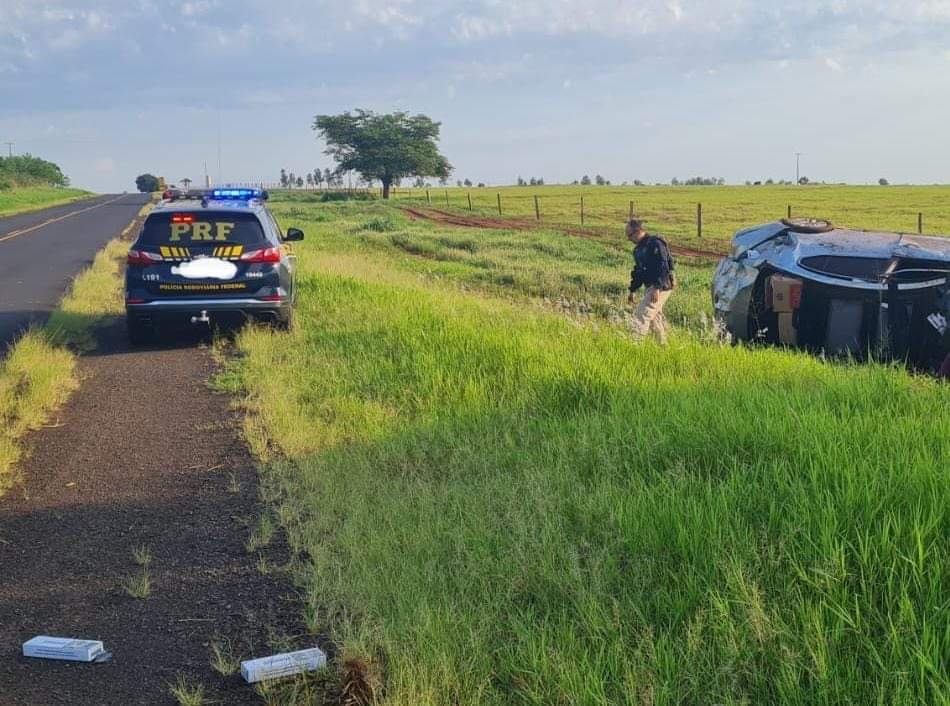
[[795, 152, 802, 185], [216, 109, 222, 184], [4, 142, 13, 157]]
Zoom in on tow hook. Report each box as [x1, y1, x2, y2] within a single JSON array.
[[190, 310, 211, 325]]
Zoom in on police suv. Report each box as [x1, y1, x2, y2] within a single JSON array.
[[125, 188, 303, 343]]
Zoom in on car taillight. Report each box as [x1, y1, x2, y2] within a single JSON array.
[[257, 294, 285, 302], [240, 247, 281, 263], [127, 249, 163, 266]]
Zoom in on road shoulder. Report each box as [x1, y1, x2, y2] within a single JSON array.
[[0, 321, 305, 704]]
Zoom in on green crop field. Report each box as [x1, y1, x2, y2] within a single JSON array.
[[216, 191, 950, 705], [0, 186, 93, 217], [386, 184, 950, 252]]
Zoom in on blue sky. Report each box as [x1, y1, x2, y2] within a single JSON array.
[[2, 0, 949, 192]]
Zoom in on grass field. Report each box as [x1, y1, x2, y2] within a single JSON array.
[[0, 186, 94, 217], [385, 184, 950, 251], [217, 191, 950, 705]]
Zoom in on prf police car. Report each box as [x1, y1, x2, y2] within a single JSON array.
[[125, 188, 303, 343]]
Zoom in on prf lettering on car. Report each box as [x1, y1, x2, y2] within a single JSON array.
[[168, 215, 235, 242]]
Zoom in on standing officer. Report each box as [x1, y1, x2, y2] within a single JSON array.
[[626, 218, 676, 343]]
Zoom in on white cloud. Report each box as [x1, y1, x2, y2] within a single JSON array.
[[825, 56, 843, 72]]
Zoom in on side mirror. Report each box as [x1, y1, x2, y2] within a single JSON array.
[[284, 228, 304, 242]]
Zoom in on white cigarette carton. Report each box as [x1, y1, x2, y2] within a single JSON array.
[[240, 647, 327, 683], [23, 636, 106, 662]]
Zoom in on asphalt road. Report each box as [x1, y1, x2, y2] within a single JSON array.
[[0, 193, 149, 350]]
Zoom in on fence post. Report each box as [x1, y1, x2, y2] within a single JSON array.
[[580, 196, 585, 225], [468, 192, 473, 211], [918, 212, 923, 234], [426, 189, 431, 206], [497, 193, 502, 216], [787, 204, 792, 219], [534, 195, 540, 221], [444, 190, 450, 208], [629, 201, 634, 220], [697, 202, 703, 239]]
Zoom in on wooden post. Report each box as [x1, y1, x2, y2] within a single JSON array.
[[697, 202, 703, 239], [534, 195, 540, 221], [426, 189, 431, 206], [444, 190, 449, 208], [918, 212, 923, 234], [787, 204, 792, 219], [629, 201, 634, 220], [497, 193, 502, 216], [580, 196, 585, 225], [467, 192, 473, 211]]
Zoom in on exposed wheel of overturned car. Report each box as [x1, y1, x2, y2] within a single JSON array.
[[781, 217, 834, 234]]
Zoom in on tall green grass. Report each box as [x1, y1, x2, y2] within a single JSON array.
[[221, 200, 950, 705], [0, 331, 78, 493], [0, 186, 92, 217], [268, 200, 715, 336]]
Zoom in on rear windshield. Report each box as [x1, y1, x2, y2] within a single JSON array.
[[138, 212, 266, 247]]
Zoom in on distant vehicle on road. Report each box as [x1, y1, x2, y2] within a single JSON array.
[[125, 187, 303, 343], [712, 217, 950, 372]]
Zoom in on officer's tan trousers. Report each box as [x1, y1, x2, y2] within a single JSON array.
[[629, 286, 672, 343]]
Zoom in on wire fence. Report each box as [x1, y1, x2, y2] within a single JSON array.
[[241, 182, 950, 245]]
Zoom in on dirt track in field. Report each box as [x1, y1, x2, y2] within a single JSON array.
[[0, 322, 307, 704], [401, 207, 727, 259]]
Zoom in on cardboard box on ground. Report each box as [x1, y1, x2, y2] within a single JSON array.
[[769, 274, 803, 346]]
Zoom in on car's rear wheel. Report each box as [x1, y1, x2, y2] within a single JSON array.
[[781, 217, 834, 233], [127, 317, 154, 345]]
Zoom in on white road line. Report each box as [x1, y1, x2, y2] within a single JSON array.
[[0, 195, 128, 244]]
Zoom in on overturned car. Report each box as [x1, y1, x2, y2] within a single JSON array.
[[712, 218, 950, 373]]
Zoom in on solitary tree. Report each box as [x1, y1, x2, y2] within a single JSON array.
[[279, 169, 289, 188], [135, 173, 160, 192], [580, 175, 591, 185], [313, 109, 452, 199], [879, 178, 889, 186]]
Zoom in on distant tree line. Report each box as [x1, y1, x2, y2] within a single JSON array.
[[279, 168, 345, 189], [0, 154, 69, 189], [567, 175, 606, 186], [671, 176, 726, 186]]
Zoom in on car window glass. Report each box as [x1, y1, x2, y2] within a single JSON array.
[[138, 212, 267, 247]]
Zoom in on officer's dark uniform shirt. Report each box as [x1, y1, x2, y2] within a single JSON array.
[[629, 234, 675, 292]]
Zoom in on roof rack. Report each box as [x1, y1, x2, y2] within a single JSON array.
[[163, 189, 210, 202]]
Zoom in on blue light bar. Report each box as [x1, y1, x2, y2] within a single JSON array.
[[210, 188, 263, 200]]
